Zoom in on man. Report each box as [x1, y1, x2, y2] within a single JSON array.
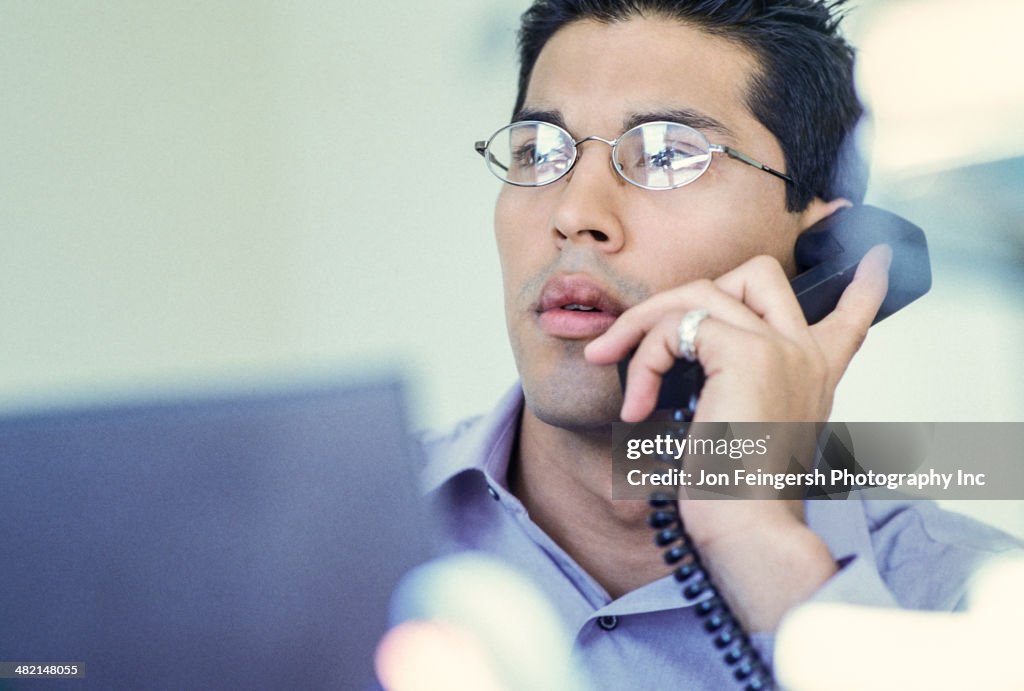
[[413, 1, 1020, 688]]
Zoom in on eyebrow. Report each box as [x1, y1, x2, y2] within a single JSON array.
[[512, 108, 570, 130], [624, 109, 735, 139], [512, 107, 735, 140]]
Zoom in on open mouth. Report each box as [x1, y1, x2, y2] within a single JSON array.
[[535, 275, 624, 339], [539, 301, 616, 339]]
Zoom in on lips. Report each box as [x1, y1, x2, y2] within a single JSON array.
[[535, 274, 626, 339]]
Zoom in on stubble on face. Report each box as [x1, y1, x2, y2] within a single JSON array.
[[507, 251, 652, 431], [503, 239, 663, 573]]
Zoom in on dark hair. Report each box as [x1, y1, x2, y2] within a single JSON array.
[[514, 0, 866, 211]]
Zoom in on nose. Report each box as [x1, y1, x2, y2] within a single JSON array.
[[550, 139, 626, 253]]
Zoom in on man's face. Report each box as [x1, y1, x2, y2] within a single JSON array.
[[496, 16, 811, 430]]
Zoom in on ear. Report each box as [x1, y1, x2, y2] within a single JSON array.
[[796, 197, 853, 233]]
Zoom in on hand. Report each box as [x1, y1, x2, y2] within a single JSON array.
[[584, 245, 893, 424], [585, 245, 892, 631]]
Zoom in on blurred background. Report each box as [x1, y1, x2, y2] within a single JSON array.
[[2, 0, 1022, 533]]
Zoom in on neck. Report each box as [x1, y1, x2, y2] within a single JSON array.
[[509, 406, 671, 599]]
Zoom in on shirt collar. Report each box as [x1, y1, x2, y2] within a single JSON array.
[[419, 384, 524, 494]]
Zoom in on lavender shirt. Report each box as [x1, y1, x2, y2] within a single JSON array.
[[419, 385, 1020, 689]]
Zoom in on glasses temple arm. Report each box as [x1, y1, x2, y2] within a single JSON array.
[[475, 141, 509, 173], [715, 144, 794, 185]]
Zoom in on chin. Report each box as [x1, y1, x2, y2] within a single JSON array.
[[520, 360, 623, 432]]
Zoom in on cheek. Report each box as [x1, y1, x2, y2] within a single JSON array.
[[718, 178, 803, 270], [624, 191, 800, 288], [622, 198, 746, 286], [493, 187, 518, 252], [741, 206, 803, 276], [494, 188, 550, 289], [493, 191, 521, 298]]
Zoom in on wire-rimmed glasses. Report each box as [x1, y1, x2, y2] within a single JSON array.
[[474, 120, 794, 191]]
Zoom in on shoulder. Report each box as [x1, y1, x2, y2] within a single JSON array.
[[863, 499, 1023, 558], [862, 499, 1024, 609]]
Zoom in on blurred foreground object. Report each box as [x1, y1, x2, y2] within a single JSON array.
[[376, 553, 589, 691], [776, 557, 1024, 690]]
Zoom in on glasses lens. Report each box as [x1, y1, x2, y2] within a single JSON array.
[[615, 123, 712, 189], [485, 122, 575, 186]]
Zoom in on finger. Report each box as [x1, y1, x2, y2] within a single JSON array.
[[811, 244, 893, 379], [618, 311, 687, 421], [713, 254, 810, 340], [585, 280, 764, 365], [619, 315, 754, 421]]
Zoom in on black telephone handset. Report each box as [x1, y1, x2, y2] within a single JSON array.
[[619, 204, 932, 411], [625, 205, 931, 691]]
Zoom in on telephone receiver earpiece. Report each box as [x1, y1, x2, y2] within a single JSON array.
[[617, 205, 932, 411]]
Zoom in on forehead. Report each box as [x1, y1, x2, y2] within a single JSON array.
[[522, 17, 761, 140]]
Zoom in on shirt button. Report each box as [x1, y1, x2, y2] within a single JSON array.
[[597, 615, 618, 631], [486, 485, 500, 500]]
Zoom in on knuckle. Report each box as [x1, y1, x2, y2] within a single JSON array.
[[635, 331, 675, 370], [834, 307, 872, 347], [748, 254, 783, 274], [691, 277, 716, 294], [675, 278, 715, 304]]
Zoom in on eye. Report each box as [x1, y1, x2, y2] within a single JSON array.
[[512, 143, 572, 173], [511, 142, 539, 167]]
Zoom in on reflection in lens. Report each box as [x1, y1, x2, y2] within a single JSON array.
[[533, 124, 572, 184], [617, 123, 711, 188], [495, 122, 573, 185]]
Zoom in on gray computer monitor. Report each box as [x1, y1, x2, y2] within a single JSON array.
[[0, 377, 431, 690]]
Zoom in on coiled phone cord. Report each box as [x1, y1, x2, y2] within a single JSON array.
[[648, 407, 775, 691]]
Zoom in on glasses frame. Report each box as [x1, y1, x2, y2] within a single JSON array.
[[474, 120, 794, 191]]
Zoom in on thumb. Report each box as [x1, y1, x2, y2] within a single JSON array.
[[810, 244, 893, 384]]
